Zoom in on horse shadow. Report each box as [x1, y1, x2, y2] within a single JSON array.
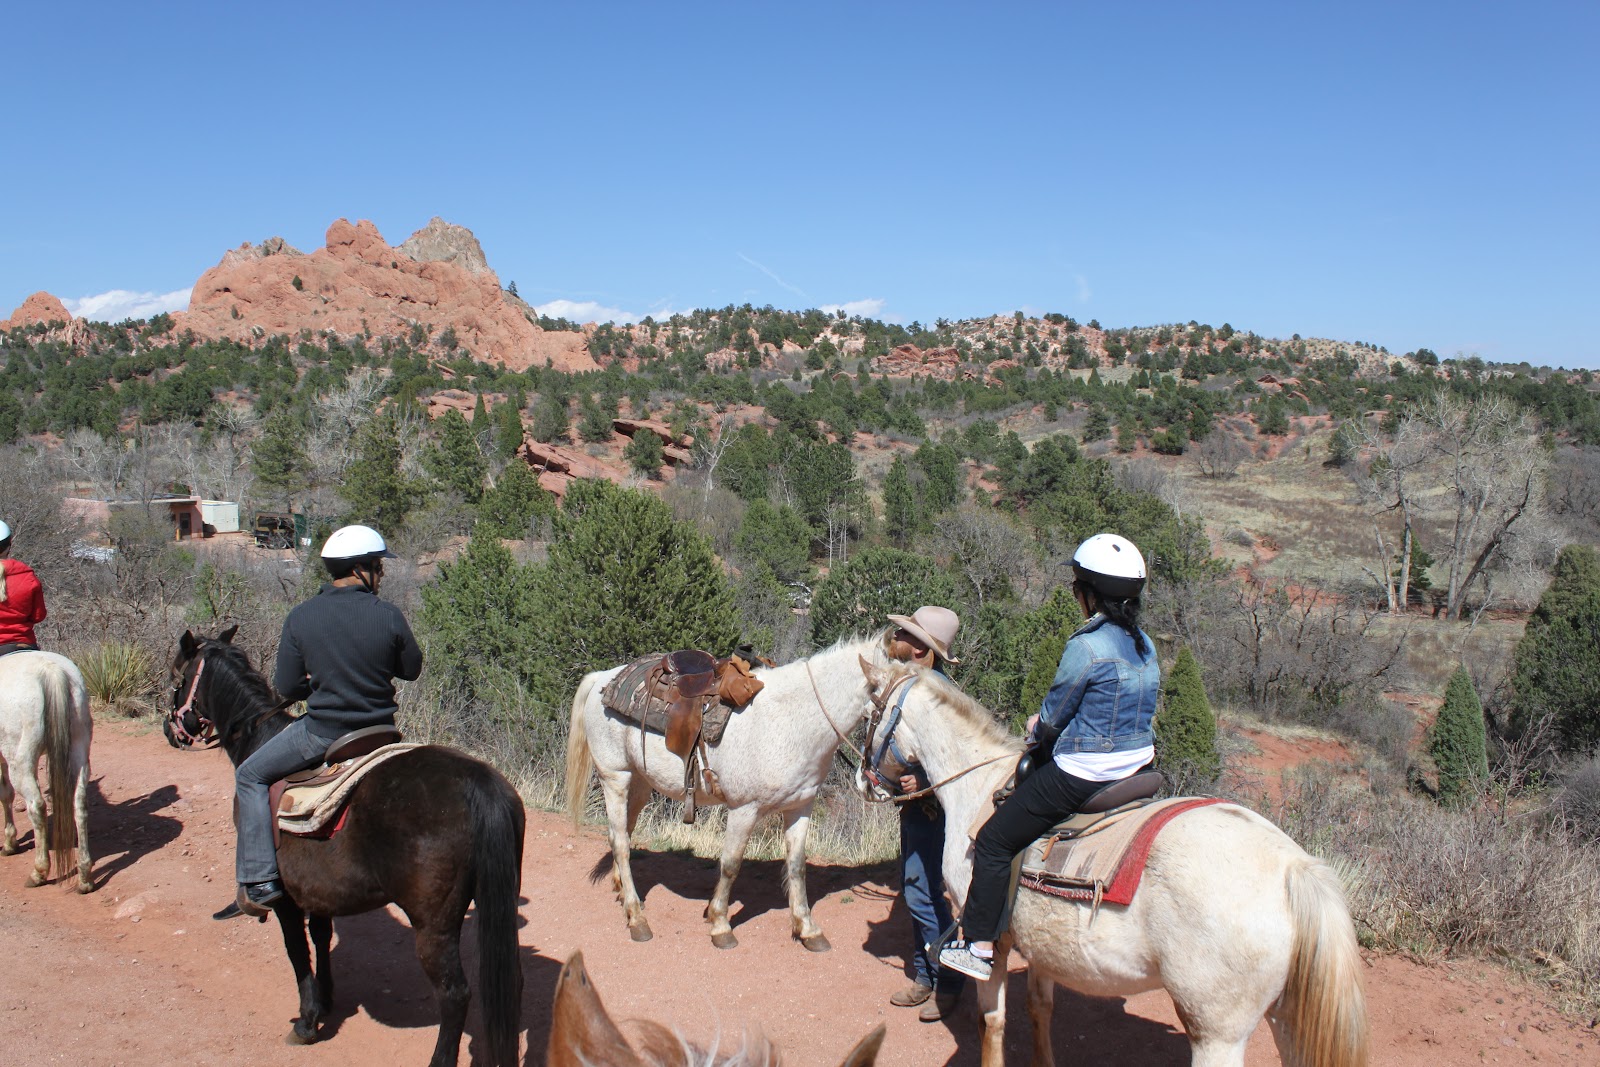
[[86, 779, 184, 888], [308, 896, 564, 1065]]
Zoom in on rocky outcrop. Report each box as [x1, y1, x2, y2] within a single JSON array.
[[870, 343, 964, 380], [175, 218, 597, 374], [2, 291, 72, 330]]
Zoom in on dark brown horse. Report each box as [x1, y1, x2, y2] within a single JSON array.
[[168, 627, 525, 1067]]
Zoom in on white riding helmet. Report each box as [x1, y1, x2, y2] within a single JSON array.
[[1071, 533, 1147, 599], [320, 524, 396, 562], [0, 519, 11, 544]]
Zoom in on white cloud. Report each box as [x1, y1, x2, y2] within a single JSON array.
[[533, 299, 641, 325], [1074, 273, 1092, 303], [64, 288, 190, 322], [819, 298, 886, 319], [736, 253, 809, 299]]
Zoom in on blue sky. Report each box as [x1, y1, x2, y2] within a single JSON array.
[[3, 2, 1596, 367]]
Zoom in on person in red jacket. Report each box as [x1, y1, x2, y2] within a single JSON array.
[[0, 520, 47, 655]]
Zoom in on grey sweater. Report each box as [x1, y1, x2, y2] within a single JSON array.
[[273, 584, 424, 739]]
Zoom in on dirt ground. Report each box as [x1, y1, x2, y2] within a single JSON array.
[[1, 719, 1595, 1066]]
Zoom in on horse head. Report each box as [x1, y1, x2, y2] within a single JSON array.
[[164, 624, 239, 749], [549, 950, 886, 1067]]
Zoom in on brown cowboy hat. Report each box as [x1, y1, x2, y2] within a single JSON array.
[[886, 605, 961, 664]]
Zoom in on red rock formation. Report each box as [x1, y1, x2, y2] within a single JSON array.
[[174, 218, 597, 374], [2, 291, 72, 330], [611, 417, 686, 447]]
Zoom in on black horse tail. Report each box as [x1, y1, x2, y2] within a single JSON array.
[[469, 771, 525, 1067]]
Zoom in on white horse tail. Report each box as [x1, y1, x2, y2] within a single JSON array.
[[40, 660, 79, 880], [1277, 857, 1369, 1067], [564, 673, 598, 829]]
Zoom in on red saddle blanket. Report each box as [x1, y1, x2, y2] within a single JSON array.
[[1017, 796, 1226, 908]]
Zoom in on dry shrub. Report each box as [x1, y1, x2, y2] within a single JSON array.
[[1273, 766, 1600, 1008], [1552, 755, 1600, 844], [74, 640, 160, 715]]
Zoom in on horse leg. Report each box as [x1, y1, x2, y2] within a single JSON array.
[[780, 806, 829, 951], [705, 804, 761, 950], [0, 756, 15, 855], [600, 771, 652, 941], [12, 759, 50, 886], [1027, 968, 1055, 1066], [974, 937, 1011, 1067], [414, 923, 471, 1067], [310, 913, 335, 1010], [70, 745, 92, 892], [276, 903, 323, 1045]]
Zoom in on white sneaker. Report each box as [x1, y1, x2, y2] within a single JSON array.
[[938, 942, 993, 980]]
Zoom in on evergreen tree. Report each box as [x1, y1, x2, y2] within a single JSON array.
[[734, 499, 813, 583], [1509, 544, 1600, 752], [883, 454, 917, 546], [808, 546, 959, 648], [253, 410, 308, 511], [579, 395, 614, 443], [1155, 646, 1220, 783], [624, 429, 665, 478], [1016, 587, 1086, 726], [492, 396, 525, 459], [1115, 420, 1138, 453], [914, 441, 962, 515], [530, 393, 569, 444], [423, 409, 486, 503], [525, 480, 739, 709], [477, 461, 555, 539], [419, 530, 544, 705], [1431, 666, 1489, 804], [341, 412, 424, 533], [471, 392, 488, 426]]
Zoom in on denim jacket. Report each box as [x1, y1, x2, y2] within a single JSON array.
[[1039, 614, 1160, 755]]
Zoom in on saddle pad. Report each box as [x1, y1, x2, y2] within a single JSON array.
[[1018, 797, 1225, 907], [600, 655, 734, 745], [277, 743, 424, 835]]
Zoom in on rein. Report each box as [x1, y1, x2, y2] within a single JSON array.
[[167, 656, 216, 747], [858, 665, 1018, 805]]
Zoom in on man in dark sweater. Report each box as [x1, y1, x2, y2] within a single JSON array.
[[228, 524, 423, 918]]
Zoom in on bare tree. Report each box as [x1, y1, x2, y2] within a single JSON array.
[[926, 504, 1040, 608], [1354, 413, 1427, 614], [1190, 427, 1249, 479]]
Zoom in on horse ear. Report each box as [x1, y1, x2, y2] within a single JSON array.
[[218, 623, 239, 645], [179, 630, 198, 657], [857, 653, 888, 690], [549, 950, 638, 1067], [839, 1023, 886, 1067]]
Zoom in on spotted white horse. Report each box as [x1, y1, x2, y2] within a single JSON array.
[[0, 650, 93, 892], [855, 658, 1368, 1067], [565, 636, 889, 950]]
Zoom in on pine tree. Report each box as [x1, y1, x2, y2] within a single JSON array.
[[526, 480, 739, 709], [341, 412, 424, 533], [1509, 544, 1600, 752], [734, 499, 813, 583], [807, 546, 959, 648], [423, 409, 486, 503], [1017, 587, 1086, 725], [624, 429, 665, 478], [419, 530, 544, 706], [477, 461, 555, 539], [530, 393, 569, 444], [1155, 646, 1220, 784], [579, 395, 613, 444], [1431, 666, 1489, 804], [253, 410, 308, 512], [492, 396, 525, 459], [882, 454, 917, 546]]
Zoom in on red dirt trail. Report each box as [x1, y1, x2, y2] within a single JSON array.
[[0, 720, 1593, 1066]]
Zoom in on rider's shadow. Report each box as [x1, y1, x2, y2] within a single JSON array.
[[86, 779, 183, 887], [314, 896, 561, 1065]]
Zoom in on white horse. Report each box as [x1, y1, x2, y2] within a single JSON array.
[[855, 658, 1368, 1067], [565, 636, 889, 950], [0, 651, 94, 892]]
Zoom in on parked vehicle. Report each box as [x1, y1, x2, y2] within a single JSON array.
[[252, 513, 300, 549]]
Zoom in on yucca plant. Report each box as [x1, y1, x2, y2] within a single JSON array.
[[77, 641, 158, 714]]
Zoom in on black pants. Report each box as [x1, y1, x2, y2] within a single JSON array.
[[0, 643, 39, 657], [960, 757, 1102, 942]]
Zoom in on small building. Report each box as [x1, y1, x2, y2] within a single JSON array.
[[63, 494, 239, 542]]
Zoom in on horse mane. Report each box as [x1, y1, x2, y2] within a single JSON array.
[[198, 639, 282, 746], [627, 1023, 781, 1067], [911, 666, 1024, 754]]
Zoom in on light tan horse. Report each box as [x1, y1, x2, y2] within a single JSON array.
[[549, 949, 885, 1067], [0, 650, 93, 892], [565, 636, 889, 950], [855, 659, 1368, 1067]]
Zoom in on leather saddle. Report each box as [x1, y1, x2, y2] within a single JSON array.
[[1044, 769, 1166, 839], [267, 725, 406, 840], [600, 650, 765, 824]]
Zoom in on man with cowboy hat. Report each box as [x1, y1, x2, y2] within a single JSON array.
[[882, 605, 965, 1022]]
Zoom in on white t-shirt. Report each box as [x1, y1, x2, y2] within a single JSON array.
[[1054, 745, 1155, 782]]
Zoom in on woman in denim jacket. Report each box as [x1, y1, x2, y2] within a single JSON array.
[[941, 533, 1159, 981]]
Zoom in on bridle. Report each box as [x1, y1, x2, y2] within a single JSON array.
[[166, 653, 216, 748]]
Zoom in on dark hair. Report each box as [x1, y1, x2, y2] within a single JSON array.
[[0, 536, 11, 555], [1078, 580, 1149, 657], [325, 555, 382, 580]]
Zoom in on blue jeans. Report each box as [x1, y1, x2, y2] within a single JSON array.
[[235, 719, 329, 884], [901, 801, 964, 993]]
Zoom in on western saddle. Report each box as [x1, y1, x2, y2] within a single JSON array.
[[599, 649, 765, 823]]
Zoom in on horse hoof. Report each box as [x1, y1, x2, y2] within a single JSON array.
[[24, 872, 46, 888], [711, 931, 739, 950], [76, 878, 95, 895], [629, 923, 654, 943], [800, 934, 832, 953], [0, 843, 16, 856], [285, 1026, 318, 1046]]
